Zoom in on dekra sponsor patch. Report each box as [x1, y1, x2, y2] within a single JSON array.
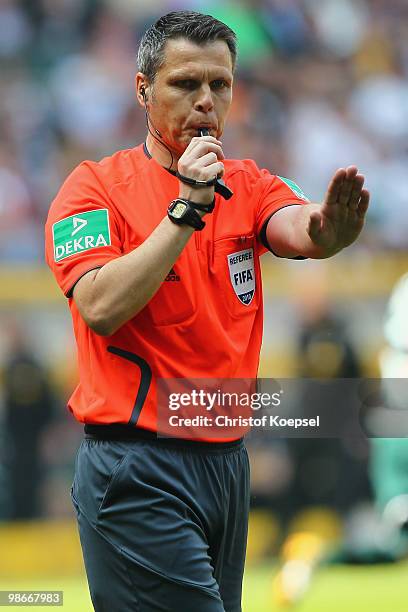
[[52, 209, 111, 262]]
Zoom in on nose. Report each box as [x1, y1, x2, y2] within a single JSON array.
[[194, 84, 214, 113]]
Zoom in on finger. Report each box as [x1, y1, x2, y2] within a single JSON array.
[[338, 166, 359, 206], [182, 137, 223, 161], [178, 145, 224, 175], [187, 139, 224, 154], [308, 211, 322, 242], [189, 141, 225, 159], [198, 152, 218, 167], [182, 152, 221, 179], [197, 161, 225, 181], [345, 165, 359, 179], [190, 135, 222, 144], [356, 189, 370, 219], [324, 168, 346, 206], [348, 174, 365, 210], [189, 136, 223, 151]]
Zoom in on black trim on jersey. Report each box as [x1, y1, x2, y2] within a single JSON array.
[[259, 204, 307, 260], [67, 266, 103, 298], [107, 346, 152, 426], [143, 142, 152, 160], [144, 142, 178, 178]]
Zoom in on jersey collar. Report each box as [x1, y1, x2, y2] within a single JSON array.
[[143, 142, 178, 178]]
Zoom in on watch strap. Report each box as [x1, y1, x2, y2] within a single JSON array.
[[167, 199, 206, 231], [179, 197, 215, 214]]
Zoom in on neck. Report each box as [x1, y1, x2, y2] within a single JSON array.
[[145, 132, 179, 172]]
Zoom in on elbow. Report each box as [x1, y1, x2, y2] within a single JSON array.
[[73, 272, 124, 336], [82, 305, 118, 337], [87, 318, 115, 337], [89, 320, 115, 337]]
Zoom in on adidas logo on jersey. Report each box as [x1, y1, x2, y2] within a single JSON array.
[[165, 267, 180, 282]]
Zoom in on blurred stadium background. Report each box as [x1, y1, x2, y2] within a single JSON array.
[[1, 0, 408, 610]]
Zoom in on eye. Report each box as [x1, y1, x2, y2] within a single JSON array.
[[211, 80, 229, 90], [175, 79, 198, 90]]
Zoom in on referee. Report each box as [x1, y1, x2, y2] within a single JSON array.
[[45, 11, 370, 612]]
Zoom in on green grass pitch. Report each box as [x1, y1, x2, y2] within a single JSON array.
[[0, 561, 407, 611]]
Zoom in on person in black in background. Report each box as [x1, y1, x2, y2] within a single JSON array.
[[291, 294, 370, 514], [272, 278, 372, 606], [3, 324, 54, 519]]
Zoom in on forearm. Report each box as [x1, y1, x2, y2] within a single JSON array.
[[266, 204, 342, 259], [74, 216, 195, 335], [73, 133, 228, 335]]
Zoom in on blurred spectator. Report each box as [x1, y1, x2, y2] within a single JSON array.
[[371, 273, 408, 540], [247, 268, 371, 522], [0, 0, 407, 259], [2, 323, 54, 519], [288, 270, 370, 515], [330, 273, 408, 564]]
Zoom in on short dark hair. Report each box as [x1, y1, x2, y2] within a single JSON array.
[[137, 11, 237, 82]]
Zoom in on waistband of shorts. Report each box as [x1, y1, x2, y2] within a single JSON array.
[[84, 424, 244, 453]]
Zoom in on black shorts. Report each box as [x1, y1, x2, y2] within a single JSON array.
[[71, 428, 250, 612]]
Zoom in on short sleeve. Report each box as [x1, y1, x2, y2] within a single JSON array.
[[255, 172, 310, 256], [45, 161, 123, 297]]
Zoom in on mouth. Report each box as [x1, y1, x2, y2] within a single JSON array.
[[189, 124, 216, 134]]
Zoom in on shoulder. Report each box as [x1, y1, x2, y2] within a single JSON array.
[[224, 158, 277, 184], [223, 158, 279, 197], [224, 159, 309, 201], [61, 145, 145, 193], [47, 145, 145, 217], [92, 145, 147, 187]]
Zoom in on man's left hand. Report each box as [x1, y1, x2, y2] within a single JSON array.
[[307, 165, 370, 254]]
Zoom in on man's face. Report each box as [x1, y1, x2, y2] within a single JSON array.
[[142, 37, 234, 154]]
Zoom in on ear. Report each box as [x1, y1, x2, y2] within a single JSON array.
[[135, 73, 149, 107]]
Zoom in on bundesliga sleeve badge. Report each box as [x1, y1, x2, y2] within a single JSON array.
[[227, 248, 255, 305], [277, 176, 310, 201], [52, 209, 111, 262]]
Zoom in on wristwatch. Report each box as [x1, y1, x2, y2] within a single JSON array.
[[167, 198, 207, 230]]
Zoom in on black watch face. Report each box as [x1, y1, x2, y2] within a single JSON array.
[[171, 202, 187, 219]]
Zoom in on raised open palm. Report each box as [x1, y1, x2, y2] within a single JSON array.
[[307, 166, 370, 251]]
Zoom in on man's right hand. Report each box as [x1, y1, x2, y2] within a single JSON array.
[[177, 136, 225, 205]]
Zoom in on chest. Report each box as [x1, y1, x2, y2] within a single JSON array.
[[110, 173, 262, 326], [111, 170, 258, 251]]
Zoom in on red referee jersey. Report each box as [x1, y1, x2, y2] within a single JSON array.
[[45, 144, 308, 433]]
